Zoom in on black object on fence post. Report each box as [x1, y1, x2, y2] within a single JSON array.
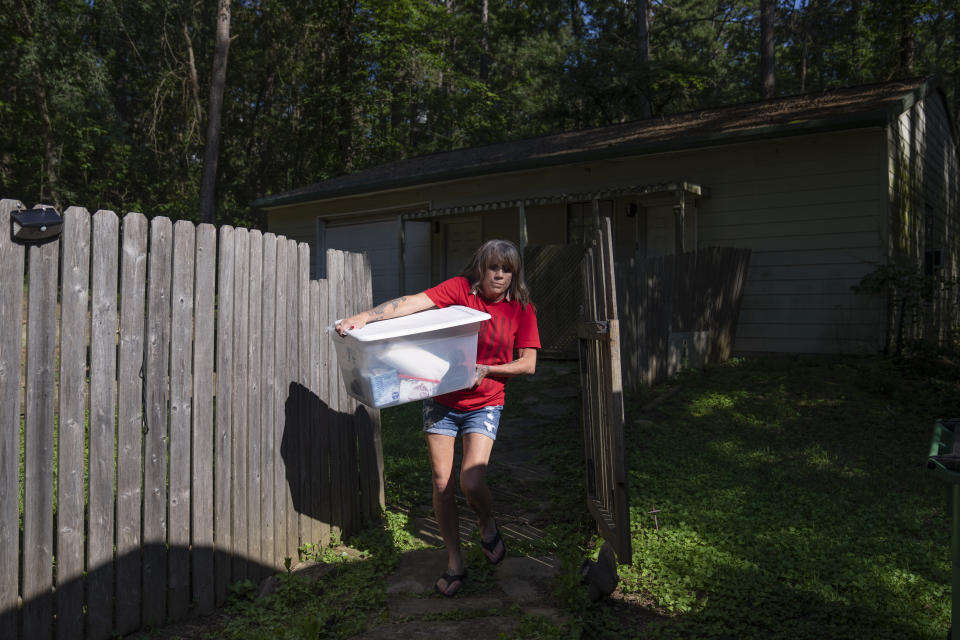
[[10, 206, 63, 243]]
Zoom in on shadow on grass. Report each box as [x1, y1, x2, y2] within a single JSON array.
[[622, 356, 953, 639]]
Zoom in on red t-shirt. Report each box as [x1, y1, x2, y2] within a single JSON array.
[[424, 276, 540, 411]]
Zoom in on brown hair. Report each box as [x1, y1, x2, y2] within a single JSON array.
[[460, 239, 532, 306]]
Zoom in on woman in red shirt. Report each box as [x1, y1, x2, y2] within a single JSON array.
[[336, 239, 540, 597]]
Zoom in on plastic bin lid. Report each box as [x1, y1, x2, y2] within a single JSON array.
[[338, 305, 491, 342]]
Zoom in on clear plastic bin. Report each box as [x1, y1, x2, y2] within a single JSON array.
[[329, 305, 491, 408]]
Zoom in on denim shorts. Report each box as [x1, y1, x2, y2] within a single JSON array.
[[422, 399, 504, 441]]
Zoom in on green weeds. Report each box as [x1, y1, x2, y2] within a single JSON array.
[[624, 355, 956, 639]]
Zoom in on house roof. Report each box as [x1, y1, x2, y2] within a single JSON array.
[[253, 77, 941, 210]]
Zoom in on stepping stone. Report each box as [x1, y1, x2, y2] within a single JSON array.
[[496, 555, 560, 604], [385, 549, 451, 595]]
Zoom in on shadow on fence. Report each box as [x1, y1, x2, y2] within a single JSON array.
[[0, 389, 378, 640], [0, 200, 385, 640], [616, 247, 751, 387], [281, 383, 384, 538], [0, 547, 276, 640]]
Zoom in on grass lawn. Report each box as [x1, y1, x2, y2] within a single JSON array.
[[141, 354, 957, 639], [619, 355, 958, 639]]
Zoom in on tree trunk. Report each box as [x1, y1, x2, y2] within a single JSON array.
[[760, 0, 775, 99], [899, 1, 915, 77], [635, 0, 651, 118], [480, 0, 490, 82], [199, 0, 232, 224], [183, 21, 204, 131]]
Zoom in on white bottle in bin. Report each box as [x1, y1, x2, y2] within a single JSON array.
[[329, 305, 491, 408]]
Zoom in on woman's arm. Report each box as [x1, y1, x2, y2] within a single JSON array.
[[475, 347, 537, 383], [335, 292, 436, 335]]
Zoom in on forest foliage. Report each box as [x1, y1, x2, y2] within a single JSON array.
[[2, 0, 958, 227]]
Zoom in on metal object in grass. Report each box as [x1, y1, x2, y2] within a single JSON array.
[[648, 505, 661, 531], [926, 417, 960, 640]]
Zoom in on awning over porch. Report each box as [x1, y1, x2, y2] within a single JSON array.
[[401, 181, 703, 219]]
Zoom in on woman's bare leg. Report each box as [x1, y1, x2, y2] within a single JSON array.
[[460, 433, 502, 558], [426, 433, 463, 592]]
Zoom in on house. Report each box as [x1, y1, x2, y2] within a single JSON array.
[[254, 76, 959, 355]]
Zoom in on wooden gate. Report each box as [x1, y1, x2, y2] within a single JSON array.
[[578, 219, 631, 563]]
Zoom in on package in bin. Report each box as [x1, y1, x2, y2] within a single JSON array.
[[350, 367, 400, 407], [329, 305, 490, 409]]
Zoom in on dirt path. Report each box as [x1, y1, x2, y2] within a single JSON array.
[[349, 360, 583, 639]]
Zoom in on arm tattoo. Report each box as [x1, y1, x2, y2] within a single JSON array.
[[371, 296, 408, 317]]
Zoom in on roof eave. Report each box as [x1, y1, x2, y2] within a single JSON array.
[[252, 109, 890, 211]]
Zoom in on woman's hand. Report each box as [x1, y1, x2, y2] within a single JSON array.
[[473, 363, 491, 387], [335, 312, 369, 336]]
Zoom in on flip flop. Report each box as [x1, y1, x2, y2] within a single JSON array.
[[481, 521, 507, 565], [435, 568, 467, 597]]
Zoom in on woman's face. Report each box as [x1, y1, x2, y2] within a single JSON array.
[[479, 259, 513, 302]]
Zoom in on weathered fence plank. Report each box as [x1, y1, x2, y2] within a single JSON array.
[[88, 210, 120, 639], [310, 279, 330, 546], [285, 239, 300, 555], [56, 207, 90, 640], [326, 249, 344, 539], [316, 278, 332, 544], [143, 215, 172, 628], [355, 252, 382, 525], [232, 228, 250, 580], [214, 225, 235, 606], [247, 231, 263, 576], [22, 213, 59, 640], [168, 220, 196, 621], [116, 212, 148, 635], [0, 200, 25, 639], [343, 254, 361, 533], [192, 223, 216, 615], [273, 239, 289, 563], [298, 244, 315, 544], [260, 234, 277, 568]]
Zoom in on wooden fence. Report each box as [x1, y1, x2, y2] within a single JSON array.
[[0, 200, 384, 640], [528, 244, 751, 389], [616, 247, 751, 388]]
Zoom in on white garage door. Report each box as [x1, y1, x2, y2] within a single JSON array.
[[325, 221, 399, 304]]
